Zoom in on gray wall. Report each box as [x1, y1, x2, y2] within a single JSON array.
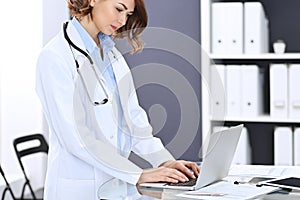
[[118, 0, 201, 167]]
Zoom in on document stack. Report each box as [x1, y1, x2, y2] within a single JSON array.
[[211, 2, 269, 54]]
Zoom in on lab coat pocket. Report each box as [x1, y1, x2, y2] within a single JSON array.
[[94, 86, 118, 131], [57, 178, 95, 200]]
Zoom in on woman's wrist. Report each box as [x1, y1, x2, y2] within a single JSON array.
[[159, 160, 174, 167]]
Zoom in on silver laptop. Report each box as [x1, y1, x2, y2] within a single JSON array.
[[139, 124, 243, 190]]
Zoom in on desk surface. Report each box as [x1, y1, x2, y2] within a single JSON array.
[[98, 165, 300, 200]]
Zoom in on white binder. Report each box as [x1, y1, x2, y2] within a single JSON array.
[[213, 126, 252, 165], [232, 127, 252, 165], [294, 128, 300, 166], [241, 65, 263, 117], [274, 127, 293, 166], [226, 65, 241, 117], [244, 2, 269, 54], [210, 64, 226, 119], [270, 64, 288, 118], [212, 3, 243, 54], [289, 64, 300, 119]]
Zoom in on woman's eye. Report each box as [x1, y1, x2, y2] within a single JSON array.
[[116, 8, 123, 12]]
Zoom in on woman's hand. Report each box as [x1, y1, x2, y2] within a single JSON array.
[[137, 166, 190, 184], [160, 160, 200, 179]]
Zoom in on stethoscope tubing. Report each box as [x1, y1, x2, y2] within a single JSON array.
[[63, 22, 109, 105]]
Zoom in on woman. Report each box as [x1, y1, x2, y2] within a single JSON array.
[[36, 0, 199, 199]]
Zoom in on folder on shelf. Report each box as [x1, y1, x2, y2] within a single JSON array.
[[270, 64, 288, 118], [294, 128, 300, 166], [274, 127, 293, 166], [213, 126, 252, 165], [288, 64, 300, 119], [241, 65, 263, 117], [244, 2, 269, 54], [226, 65, 241, 117], [210, 64, 226, 119], [232, 127, 252, 165], [212, 2, 243, 54]]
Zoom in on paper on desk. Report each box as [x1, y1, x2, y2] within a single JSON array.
[[177, 181, 279, 200], [229, 165, 286, 178]]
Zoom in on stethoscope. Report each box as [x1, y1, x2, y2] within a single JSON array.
[[63, 21, 109, 106], [63, 22, 133, 155]]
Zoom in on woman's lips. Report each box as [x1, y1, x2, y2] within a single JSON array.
[[111, 25, 117, 31]]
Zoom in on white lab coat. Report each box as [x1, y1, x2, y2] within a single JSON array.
[[36, 20, 174, 200]]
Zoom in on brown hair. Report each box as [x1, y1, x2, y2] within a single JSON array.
[[68, 0, 148, 53]]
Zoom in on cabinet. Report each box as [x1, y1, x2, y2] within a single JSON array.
[[200, 0, 300, 164]]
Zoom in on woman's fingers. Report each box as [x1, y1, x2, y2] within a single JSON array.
[[163, 160, 200, 179], [182, 161, 200, 178], [190, 162, 200, 176], [177, 162, 197, 179], [138, 167, 189, 184], [137, 160, 201, 185], [154, 167, 188, 183], [169, 168, 189, 182]]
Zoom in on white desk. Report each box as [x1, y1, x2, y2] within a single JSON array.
[[97, 165, 300, 200]]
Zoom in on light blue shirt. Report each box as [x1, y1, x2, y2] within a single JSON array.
[[72, 18, 123, 151]]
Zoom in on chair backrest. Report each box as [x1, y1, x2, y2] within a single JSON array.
[[13, 134, 48, 171], [13, 133, 48, 200]]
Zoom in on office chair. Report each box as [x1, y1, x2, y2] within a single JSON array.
[[0, 164, 18, 200], [13, 134, 48, 200]]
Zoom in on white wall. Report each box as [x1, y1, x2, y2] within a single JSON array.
[[43, 0, 69, 45], [0, 0, 44, 185], [0, 0, 68, 193], [0, 0, 45, 191]]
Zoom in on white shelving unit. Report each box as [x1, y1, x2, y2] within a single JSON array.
[[212, 116, 300, 124], [200, 0, 212, 156], [211, 53, 300, 60], [200, 0, 300, 163]]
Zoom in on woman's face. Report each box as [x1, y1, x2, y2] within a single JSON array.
[[90, 0, 135, 35]]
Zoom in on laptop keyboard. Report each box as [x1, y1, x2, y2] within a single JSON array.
[[168, 177, 198, 187]]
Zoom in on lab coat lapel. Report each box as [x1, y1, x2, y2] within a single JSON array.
[[108, 48, 130, 105], [108, 49, 133, 131]]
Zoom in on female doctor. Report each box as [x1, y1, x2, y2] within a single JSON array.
[[36, 0, 200, 199]]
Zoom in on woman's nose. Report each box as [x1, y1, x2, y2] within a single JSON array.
[[118, 13, 127, 27]]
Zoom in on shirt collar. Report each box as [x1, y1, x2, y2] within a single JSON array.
[[71, 17, 115, 55], [98, 32, 115, 55]]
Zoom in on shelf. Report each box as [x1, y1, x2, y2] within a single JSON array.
[[210, 53, 300, 60], [211, 116, 300, 123], [201, 0, 300, 165]]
